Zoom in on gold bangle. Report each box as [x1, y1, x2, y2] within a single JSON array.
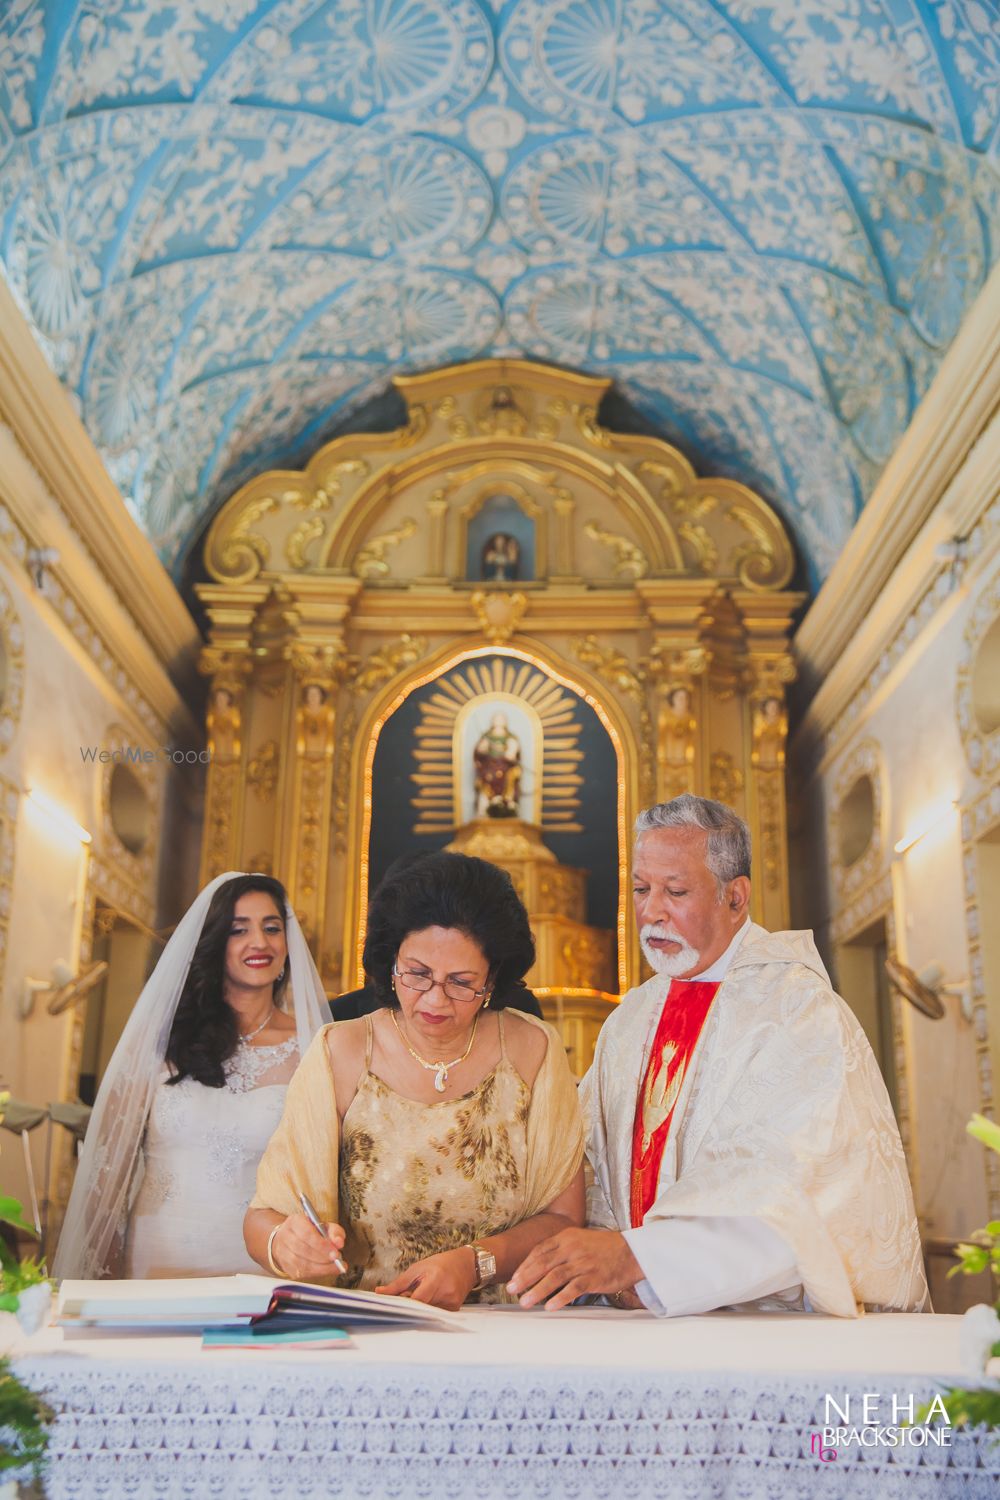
[[266, 1224, 285, 1277]]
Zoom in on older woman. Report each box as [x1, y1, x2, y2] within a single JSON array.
[[245, 852, 584, 1308]]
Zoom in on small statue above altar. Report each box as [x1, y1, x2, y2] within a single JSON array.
[[482, 532, 520, 582], [474, 711, 522, 818]]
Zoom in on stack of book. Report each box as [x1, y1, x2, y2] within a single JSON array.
[[56, 1275, 461, 1351]]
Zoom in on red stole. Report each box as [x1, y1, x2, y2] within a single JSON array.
[[629, 979, 721, 1228]]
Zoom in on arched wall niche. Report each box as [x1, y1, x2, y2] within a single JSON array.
[[829, 739, 887, 905], [194, 358, 806, 1043]]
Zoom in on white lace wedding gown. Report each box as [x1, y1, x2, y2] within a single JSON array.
[[124, 1038, 299, 1278]]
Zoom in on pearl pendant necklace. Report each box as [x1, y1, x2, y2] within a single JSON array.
[[391, 1009, 479, 1092], [239, 1005, 274, 1044]]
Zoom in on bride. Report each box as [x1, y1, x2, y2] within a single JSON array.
[[53, 873, 327, 1279]]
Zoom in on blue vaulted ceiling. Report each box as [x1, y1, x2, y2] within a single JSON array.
[[0, 1, 998, 587]]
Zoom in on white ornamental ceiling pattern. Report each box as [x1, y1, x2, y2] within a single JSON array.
[[0, 0, 998, 585]]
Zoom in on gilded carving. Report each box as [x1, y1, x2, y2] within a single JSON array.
[[475, 384, 530, 436], [297, 758, 328, 902], [353, 633, 428, 696], [636, 457, 684, 499], [286, 515, 326, 571], [583, 520, 648, 579], [353, 517, 417, 579], [575, 635, 643, 702], [538, 867, 585, 921], [727, 503, 779, 590], [247, 740, 279, 803], [202, 761, 241, 880], [677, 521, 719, 574], [757, 770, 783, 892], [709, 751, 744, 805], [559, 930, 611, 989], [470, 589, 528, 643], [218, 495, 279, 581], [332, 700, 358, 853]]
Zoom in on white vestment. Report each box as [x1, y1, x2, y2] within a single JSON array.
[[581, 922, 928, 1317]]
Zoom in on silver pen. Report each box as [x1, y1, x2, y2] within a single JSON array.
[[299, 1190, 348, 1275]]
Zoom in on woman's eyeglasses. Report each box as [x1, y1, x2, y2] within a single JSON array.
[[392, 964, 489, 1005]]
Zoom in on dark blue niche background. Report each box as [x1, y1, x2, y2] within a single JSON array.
[[367, 656, 620, 945]]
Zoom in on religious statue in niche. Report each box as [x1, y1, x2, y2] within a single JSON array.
[[298, 681, 334, 758], [658, 684, 697, 798], [207, 684, 240, 762], [482, 532, 520, 583], [474, 711, 522, 818], [752, 696, 787, 771]]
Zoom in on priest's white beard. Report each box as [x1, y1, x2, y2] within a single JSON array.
[[640, 923, 701, 977]]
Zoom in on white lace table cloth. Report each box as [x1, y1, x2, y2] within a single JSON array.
[[13, 1308, 1000, 1499]]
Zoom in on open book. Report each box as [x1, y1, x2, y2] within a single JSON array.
[[57, 1275, 464, 1331]]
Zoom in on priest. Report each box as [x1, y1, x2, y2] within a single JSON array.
[[508, 794, 928, 1317]]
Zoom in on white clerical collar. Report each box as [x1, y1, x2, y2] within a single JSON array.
[[688, 919, 750, 982]]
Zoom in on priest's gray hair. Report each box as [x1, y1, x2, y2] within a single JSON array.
[[635, 794, 751, 890]]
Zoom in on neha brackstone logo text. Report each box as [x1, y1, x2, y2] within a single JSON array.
[[80, 745, 212, 766], [810, 1392, 953, 1461]]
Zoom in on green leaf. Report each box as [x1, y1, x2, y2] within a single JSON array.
[[968, 1114, 1000, 1156], [0, 1292, 18, 1312], [0, 1195, 38, 1236]]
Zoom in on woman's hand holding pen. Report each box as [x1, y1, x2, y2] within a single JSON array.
[[272, 1212, 347, 1281]]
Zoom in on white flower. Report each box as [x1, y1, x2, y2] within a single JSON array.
[[13, 1281, 52, 1338], [959, 1303, 1000, 1382]]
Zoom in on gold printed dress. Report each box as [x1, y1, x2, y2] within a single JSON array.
[[338, 1013, 529, 1290], [252, 1010, 584, 1291]]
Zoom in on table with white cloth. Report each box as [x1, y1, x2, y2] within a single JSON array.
[[12, 1306, 1000, 1499]]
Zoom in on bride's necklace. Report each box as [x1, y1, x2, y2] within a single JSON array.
[[391, 1009, 479, 1093], [238, 1005, 274, 1044]]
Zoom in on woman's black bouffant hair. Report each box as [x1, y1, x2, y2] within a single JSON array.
[[165, 874, 291, 1088], [363, 851, 536, 1009]]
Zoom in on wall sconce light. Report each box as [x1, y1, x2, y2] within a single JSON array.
[[26, 787, 91, 845], [26, 546, 59, 592], [20, 958, 109, 1020], [894, 800, 958, 857]]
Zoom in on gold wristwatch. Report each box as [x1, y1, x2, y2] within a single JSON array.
[[469, 1243, 497, 1290]]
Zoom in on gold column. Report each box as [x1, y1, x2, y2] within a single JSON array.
[[646, 641, 710, 801], [198, 649, 251, 882], [551, 491, 577, 580], [738, 591, 801, 929], [285, 641, 350, 953], [420, 491, 450, 581]]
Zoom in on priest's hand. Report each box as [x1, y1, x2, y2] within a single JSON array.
[[507, 1228, 643, 1310], [376, 1247, 477, 1311], [272, 1212, 346, 1281]]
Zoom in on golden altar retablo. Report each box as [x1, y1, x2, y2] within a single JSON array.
[[193, 359, 804, 1073]]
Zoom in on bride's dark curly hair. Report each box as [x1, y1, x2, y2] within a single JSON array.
[[165, 874, 291, 1088]]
